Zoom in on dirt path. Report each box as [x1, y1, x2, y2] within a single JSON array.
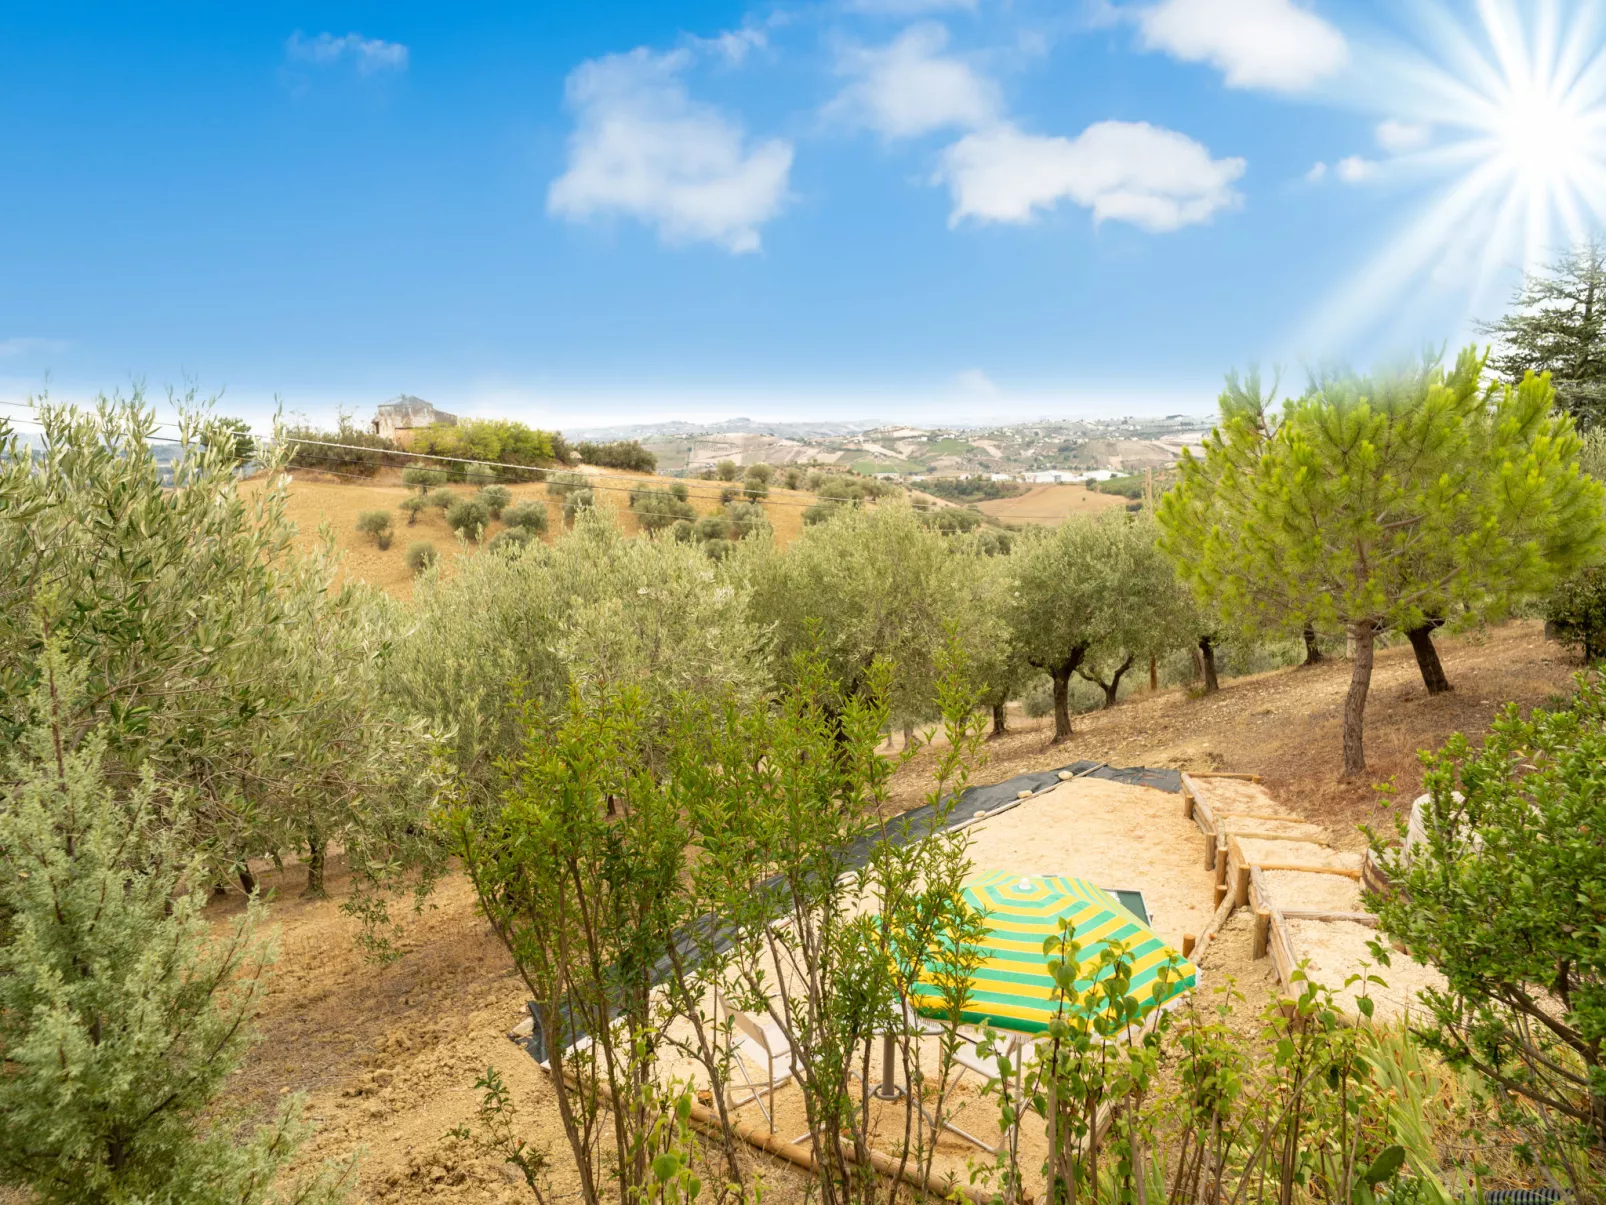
[[218, 619, 1580, 1201]]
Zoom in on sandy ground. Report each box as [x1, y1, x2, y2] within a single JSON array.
[[974, 484, 1129, 525], [960, 778, 1214, 950], [265, 467, 814, 599]]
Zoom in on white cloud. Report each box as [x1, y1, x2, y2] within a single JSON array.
[[0, 336, 67, 357], [1137, 0, 1347, 92], [1335, 154, 1376, 182], [692, 27, 767, 64], [285, 31, 408, 74], [955, 368, 1000, 396], [829, 24, 1000, 138], [1375, 118, 1431, 153], [547, 49, 793, 254], [936, 120, 1244, 231], [1305, 160, 1328, 182]]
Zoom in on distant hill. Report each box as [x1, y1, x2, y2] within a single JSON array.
[[564, 417, 883, 441]]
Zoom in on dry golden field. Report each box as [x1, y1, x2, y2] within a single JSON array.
[[974, 482, 1130, 525], [263, 466, 814, 598]]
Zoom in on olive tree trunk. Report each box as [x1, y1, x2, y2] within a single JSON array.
[[1198, 637, 1220, 694], [990, 701, 1007, 738], [1302, 625, 1324, 666], [1038, 646, 1089, 744], [303, 826, 327, 899], [1407, 620, 1452, 694], [1343, 622, 1376, 779]]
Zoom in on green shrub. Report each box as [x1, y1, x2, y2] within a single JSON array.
[[398, 495, 429, 525], [405, 541, 438, 574], [465, 462, 498, 488], [921, 507, 983, 534], [562, 488, 595, 526], [402, 465, 443, 493], [725, 501, 768, 540], [745, 463, 774, 487], [718, 487, 740, 506], [502, 500, 549, 534], [477, 485, 512, 518], [669, 481, 689, 502], [742, 479, 769, 500], [573, 440, 656, 473], [410, 419, 560, 467], [802, 501, 837, 526], [426, 488, 458, 510], [671, 518, 695, 543], [782, 468, 803, 491], [1546, 566, 1606, 658], [703, 537, 734, 561], [628, 487, 696, 532], [546, 470, 590, 499], [375, 530, 393, 551], [445, 497, 491, 538], [715, 459, 739, 482], [693, 515, 729, 542], [356, 509, 392, 543], [488, 527, 535, 554], [283, 419, 403, 477], [918, 475, 1026, 503]]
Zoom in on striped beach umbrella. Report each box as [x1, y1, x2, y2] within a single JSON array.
[[911, 870, 1196, 1035]]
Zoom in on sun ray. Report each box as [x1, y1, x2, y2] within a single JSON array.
[[1294, 0, 1606, 358]]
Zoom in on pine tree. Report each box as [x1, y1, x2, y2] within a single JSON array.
[[1160, 347, 1605, 778], [1481, 237, 1606, 429], [0, 645, 352, 1204]]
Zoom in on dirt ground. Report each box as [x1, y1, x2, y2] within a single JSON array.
[[265, 466, 814, 599], [888, 620, 1580, 843], [974, 483, 1128, 525], [216, 619, 1580, 1202]]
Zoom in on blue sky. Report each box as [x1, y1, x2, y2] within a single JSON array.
[[2, 1, 1603, 432]]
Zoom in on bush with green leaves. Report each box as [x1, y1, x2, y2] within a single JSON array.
[[715, 459, 739, 481], [426, 487, 458, 510], [782, 467, 803, 490], [562, 487, 596, 526], [406, 540, 438, 574], [573, 438, 656, 473], [402, 465, 444, 493], [668, 479, 690, 502], [464, 461, 498, 488], [628, 485, 696, 532], [921, 506, 983, 534], [283, 415, 402, 476], [410, 418, 561, 467], [724, 500, 768, 539], [1372, 675, 1606, 1163], [389, 508, 766, 803], [446, 496, 492, 538], [477, 484, 512, 517], [803, 500, 838, 525], [702, 536, 734, 561], [399, 494, 429, 525], [1547, 566, 1606, 659], [545, 469, 590, 498], [502, 499, 549, 535], [356, 508, 392, 544], [0, 648, 353, 1205], [487, 526, 536, 554]]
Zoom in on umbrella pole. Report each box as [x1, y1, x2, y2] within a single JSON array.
[[873, 1032, 901, 1101]]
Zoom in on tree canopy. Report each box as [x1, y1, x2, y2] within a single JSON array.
[[1481, 237, 1606, 430], [1159, 347, 1605, 777]]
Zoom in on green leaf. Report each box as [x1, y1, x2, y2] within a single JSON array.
[[652, 1154, 681, 1182], [1363, 1145, 1406, 1185]]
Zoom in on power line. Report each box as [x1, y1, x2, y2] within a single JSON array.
[[1, 405, 883, 513], [0, 413, 843, 526]]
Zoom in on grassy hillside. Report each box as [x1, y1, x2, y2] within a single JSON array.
[[265, 465, 815, 598]]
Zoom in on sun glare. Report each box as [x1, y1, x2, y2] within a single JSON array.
[[1299, 0, 1606, 354]]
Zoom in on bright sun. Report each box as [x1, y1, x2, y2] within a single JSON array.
[[1302, 0, 1606, 352]]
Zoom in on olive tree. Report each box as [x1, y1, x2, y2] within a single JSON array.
[[1005, 515, 1125, 742], [0, 646, 352, 1205], [1161, 349, 1605, 777], [1075, 516, 1192, 709]]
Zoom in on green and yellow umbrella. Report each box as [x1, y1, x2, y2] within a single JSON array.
[[911, 871, 1195, 1035]]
